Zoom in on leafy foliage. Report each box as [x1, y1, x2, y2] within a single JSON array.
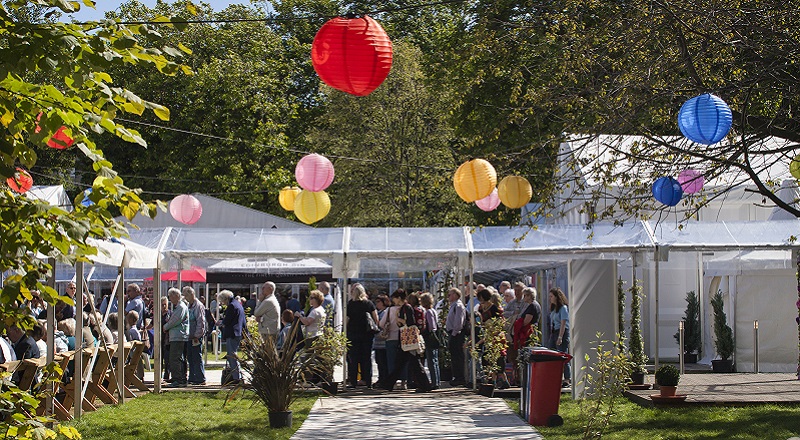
[[616, 278, 625, 350], [579, 334, 632, 440], [471, 316, 507, 380], [1, 365, 79, 439], [628, 280, 647, 373], [711, 290, 735, 361], [674, 291, 701, 355], [654, 364, 680, 387]]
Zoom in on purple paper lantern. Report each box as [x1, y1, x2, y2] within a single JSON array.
[[295, 153, 335, 192], [475, 188, 501, 212], [678, 169, 704, 194], [652, 177, 683, 207], [170, 194, 203, 225]]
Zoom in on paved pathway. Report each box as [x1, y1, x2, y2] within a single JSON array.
[[626, 373, 800, 405], [291, 393, 542, 440]]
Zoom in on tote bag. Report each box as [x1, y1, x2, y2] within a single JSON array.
[[400, 325, 423, 352]]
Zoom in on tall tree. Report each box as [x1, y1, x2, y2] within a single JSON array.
[[306, 42, 478, 226]]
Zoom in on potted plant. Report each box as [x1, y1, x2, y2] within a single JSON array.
[[673, 291, 701, 363], [471, 316, 508, 397], [309, 325, 350, 395], [628, 281, 649, 387], [239, 322, 317, 428], [711, 290, 735, 372], [654, 364, 680, 397]]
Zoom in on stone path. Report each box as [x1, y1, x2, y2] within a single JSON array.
[[626, 373, 800, 406], [291, 393, 542, 440]]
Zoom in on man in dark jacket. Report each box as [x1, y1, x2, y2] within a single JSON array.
[[218, 290, 245, 384], [8, 325, 40, 385]]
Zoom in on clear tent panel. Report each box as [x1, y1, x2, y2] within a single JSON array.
[[649, 219, 800, 250], [347, 227, 468, 255]]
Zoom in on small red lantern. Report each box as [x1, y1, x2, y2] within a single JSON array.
[[169, 194, 203, 225], [35, 113, 74, 149], [311, 15, 393, 96], [7, 167, 33, 194]]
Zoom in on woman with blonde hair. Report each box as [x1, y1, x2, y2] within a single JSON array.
[[346, 283, 379, 389], [295, 289, 326, 342]]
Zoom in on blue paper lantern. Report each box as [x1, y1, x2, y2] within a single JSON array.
[[678, 93, 732, 144], [652, 177, 683, 206], [80, 188, 94, 207]]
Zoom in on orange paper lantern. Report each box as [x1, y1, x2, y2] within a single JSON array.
[[293, 190, 331, 225], [498, 176, 532, 209], [311, 15, 393, 96], [453, 159, 497, 203], [279, 186, 302, 211], [6, 167, 33, 194]]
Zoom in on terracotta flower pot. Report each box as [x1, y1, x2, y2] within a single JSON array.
[[659, 385, 677, 397]]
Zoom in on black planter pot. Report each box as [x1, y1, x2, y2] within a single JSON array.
[[321, 381, 339, 395], [268, 411, 293, 428], [478, 383, 495, 397], [712, 359, 734, 373], [630, 371, 646, 385], [684, 353, 698, 364]]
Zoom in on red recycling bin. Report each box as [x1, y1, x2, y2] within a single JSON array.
[[520, 347, 572, 426]]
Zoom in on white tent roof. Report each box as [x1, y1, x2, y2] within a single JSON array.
[[26, 185, 72, 210], [117, 193, 308, 229]]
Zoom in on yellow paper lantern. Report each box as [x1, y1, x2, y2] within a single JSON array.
[[498, 176, 532, 209], [791, 155, 800, 180], [293, 190, 331, 224], [279, 186, 302, 211], [453, 159, 497, 203]]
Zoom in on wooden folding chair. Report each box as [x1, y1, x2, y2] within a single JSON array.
[[62, 348, 99, 413], [85, 344, 118, 405], [124, 341, 149, 392], [107, 342, 136, 399]]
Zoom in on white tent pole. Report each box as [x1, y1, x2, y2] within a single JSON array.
[[74, 261, 84, 418], [468, 258, 477, 391], [654, 248, 660, 372], [204, 282, 209, 366], [154, 268, 162, 393], [341, 278, 348, 386], [45, 257, 56, 417], [116, 268, 125, 402]]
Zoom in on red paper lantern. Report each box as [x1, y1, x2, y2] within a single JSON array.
[[169, 194, 203, 225], [296, 153, 335, 192], [7, 167, 33, 194], [311, 15, 393, 96], [35, 113, 74, 149]]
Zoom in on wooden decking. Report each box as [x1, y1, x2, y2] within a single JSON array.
[[625, 373, 800, 406]]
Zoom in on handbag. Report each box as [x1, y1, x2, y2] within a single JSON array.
[[400, 325, 423, 352], [366, 311, 380, 334]]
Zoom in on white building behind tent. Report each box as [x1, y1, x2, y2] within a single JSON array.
[[26, 185, 73, 211], [544, 134, 800, 372]]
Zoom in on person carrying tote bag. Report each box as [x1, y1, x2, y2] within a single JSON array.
[[377, 289, 432, 393]]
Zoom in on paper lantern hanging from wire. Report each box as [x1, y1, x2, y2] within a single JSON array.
[[652, 177, 683, 206], [293, 190, 331, 224], [475, 188, 501, 212], [678, 169, 704, 194], [677, 93, 732, 145], [453, 159, 497, 203], [35, 113, 75, 149], [790, 155, 800, 180], [311, 15, 393, 96], [279, 186, 302, 211], [296, 154, 335, 192], [6, 167, 33, 194], [497, 176, 533, 209], [170, 194, 203, 225]]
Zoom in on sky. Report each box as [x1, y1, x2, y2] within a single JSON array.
[[67, 1, 253, 21]]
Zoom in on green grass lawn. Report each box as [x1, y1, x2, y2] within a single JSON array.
[[508, 396, 800, 439], [65, 391, 317, 440]]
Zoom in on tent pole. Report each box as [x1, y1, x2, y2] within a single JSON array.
[[154, 268, 162, 393], [45, 258, 56, 418], [341, 278, 348, 386], [654, 248, 660, 372], [204, 282, 209, 366], [469, 260, 477, 391], [74, 261, 84, 418], [117, 268, 126, 402]]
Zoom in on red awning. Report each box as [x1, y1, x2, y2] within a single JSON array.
[[145, 266, 206, 283]]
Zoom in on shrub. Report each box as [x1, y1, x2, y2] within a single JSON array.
[[674, 291, 701, 355], [711, 290, 735, 361], [655, 364, 680, 387]]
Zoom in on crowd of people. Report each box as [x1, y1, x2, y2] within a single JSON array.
[[2, 277, 571, 393]]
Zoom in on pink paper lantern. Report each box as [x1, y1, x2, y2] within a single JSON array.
[[475, 188, 501, 212], [678, 169, 704, 194], [295, 153, 335, 192], [170, 194, 203, 225]]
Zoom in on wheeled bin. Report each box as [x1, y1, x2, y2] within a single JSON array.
[[520, 347, 572, 426]]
